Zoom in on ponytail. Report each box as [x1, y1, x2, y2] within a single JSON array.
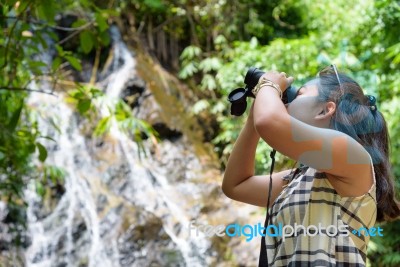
[[370, 111, 400, 222]]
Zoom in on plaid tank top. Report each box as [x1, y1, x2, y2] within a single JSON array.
[[264, 166, 377, 266]]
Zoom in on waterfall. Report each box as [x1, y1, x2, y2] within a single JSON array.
[[23, 26, 214, 267]]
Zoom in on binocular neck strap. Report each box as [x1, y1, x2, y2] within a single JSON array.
[[258, 149, 276, 267]]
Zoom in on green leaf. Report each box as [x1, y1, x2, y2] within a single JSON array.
[[36, 142, 48, 162], [71, 89, 85, 99], [79, 0, 90, 8], [36, 0, 55, 22], [28, 60, 47, 74], [199, 58, 222, 73], [55, 44, 65, 56], [28, 61, 47, 69], [94, 116, 111, 136], [77, 99, 91, 114], [178, 62, 198, 79], [52, 57, 62, 71], [80, 31, 94, 54], [144, 0, 165, 10], [35, 180, 45, 197], [90, 88, 104, 98], [48, 31, 59, 42], [29, 33, 48, 51], [200, 74, 217, 90], [99, 30, 111, 46], [387, 43, 400, 65], [39, 135, 57, 143], [192, 99, 210, 114], [180, 45, 202, 60], [45, 165, 66, 183], [65, 55, 82, 71], [72, 18, 87, 28], [8, 101, 23, 132], [27, 143, 36, 153], [95, 13, 109, 32]]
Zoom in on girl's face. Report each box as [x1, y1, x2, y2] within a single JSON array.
[[287, 79, 330, 128]]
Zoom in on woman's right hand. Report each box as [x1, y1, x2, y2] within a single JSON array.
[[259, 71, 294, 93]]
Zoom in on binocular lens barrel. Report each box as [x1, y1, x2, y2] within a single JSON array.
[[228, 67, 298, 116]]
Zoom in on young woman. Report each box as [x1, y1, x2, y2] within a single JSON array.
[[222, 65, 400, 266]]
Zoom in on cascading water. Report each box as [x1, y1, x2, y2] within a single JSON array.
[[23, 26, 214, 267]]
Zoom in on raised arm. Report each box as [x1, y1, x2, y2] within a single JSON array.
[[252, 71, 373, 196], [222, 103, 292, 207]]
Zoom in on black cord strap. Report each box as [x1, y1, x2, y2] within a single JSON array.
[[258, 149, 276, 267]]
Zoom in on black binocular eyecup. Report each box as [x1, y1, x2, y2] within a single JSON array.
[[228, 67, 298, 116], [228, 87, 249, 116]]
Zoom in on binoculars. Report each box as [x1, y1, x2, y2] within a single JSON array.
[[228, 67, 299, 116]]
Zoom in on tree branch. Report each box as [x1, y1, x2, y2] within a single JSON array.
[[0, 86, 58, 96], [0, 15, 94, 32], [90, 47, 101, 85], [57, 21, 94, 45]]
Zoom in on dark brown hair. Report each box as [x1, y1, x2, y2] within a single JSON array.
[[317, 72, 400, 222]]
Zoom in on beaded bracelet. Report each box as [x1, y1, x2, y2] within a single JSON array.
[[252, 77, 283, 98]]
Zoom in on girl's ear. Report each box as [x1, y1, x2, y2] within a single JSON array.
[[315, 101, 336, 120]]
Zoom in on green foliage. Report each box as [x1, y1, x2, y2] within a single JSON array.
[[89, 94, 159, 151], [386, 43, 400, 65], [67, 85, 103, 115], [0, 91, 38, 198], [114, 100, 159, 158], [368, 221, 400, 266], [179, 45, 202, 79], [114, 100, 157, 142], [0, 89, 44, 244], [382, 97, 400, 180], [56, 44, 82, 71]]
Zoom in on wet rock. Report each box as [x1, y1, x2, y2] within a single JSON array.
[[121, 76, 146, 109], [152, 122, 182, 141]]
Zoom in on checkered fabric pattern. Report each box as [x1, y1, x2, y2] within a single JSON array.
[[263, 166, 377, 267]]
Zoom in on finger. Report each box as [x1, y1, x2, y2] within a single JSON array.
[[287, 76, 295, 85], [281, 72, 287, 77]]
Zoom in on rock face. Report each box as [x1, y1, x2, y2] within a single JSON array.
[[1, 26, 262, 267]]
